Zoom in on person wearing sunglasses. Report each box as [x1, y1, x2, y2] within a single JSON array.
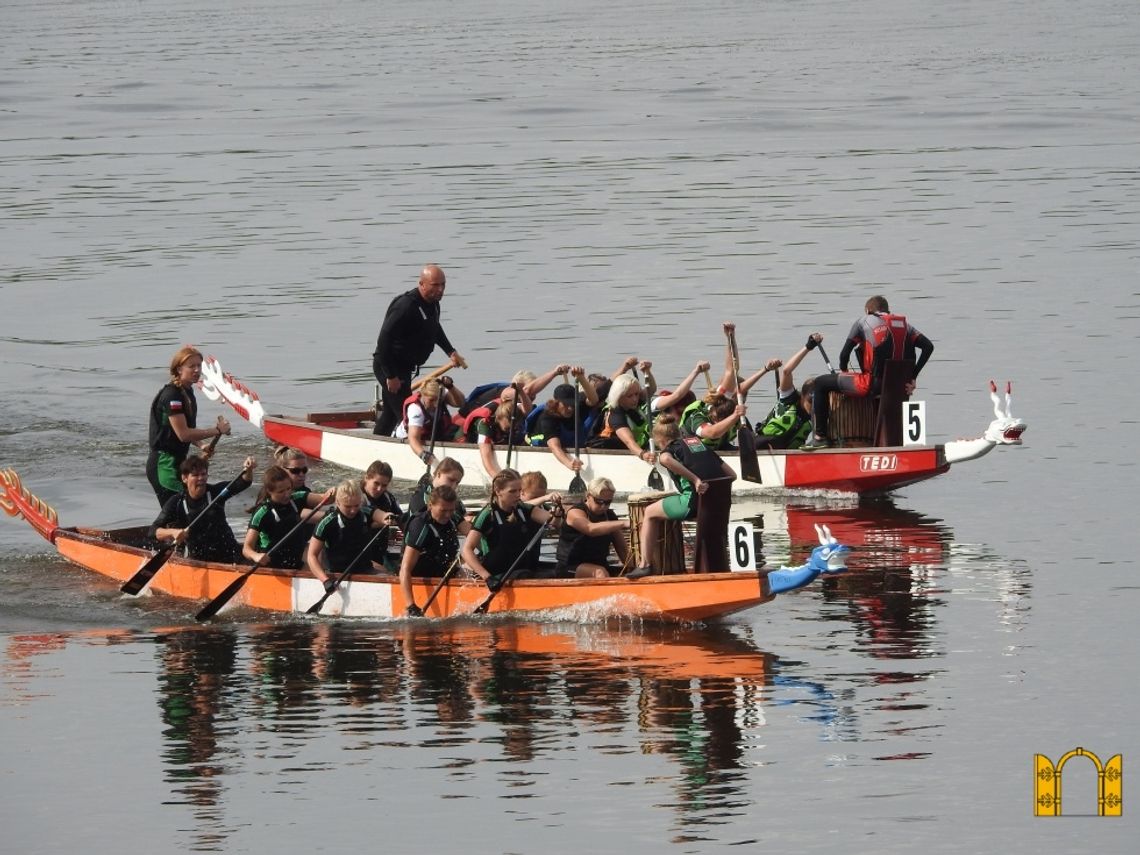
[[555, 477, 630, 579]]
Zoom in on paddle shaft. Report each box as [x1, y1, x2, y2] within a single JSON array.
[[473, 514, 556, 614], [569, 377, 586, 493], [817, 344, 837, 374], [419, 553, 462, 615], [304, 523, 394, 615], [505, 383, 519, 470], [196, 493, 333, 621], [417, 391, 446, 488], [410, 362, 456, 392], [121, 466, 249, 596], [726, 329, 762, 483]]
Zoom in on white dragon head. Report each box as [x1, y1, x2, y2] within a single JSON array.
[[983, 380, 1027, 445]]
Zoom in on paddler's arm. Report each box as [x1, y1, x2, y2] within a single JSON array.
[[572, 366, 599, 407], [740, 357, 784, 396], [460, 528, 493, 583], [546, 436, 583, 473], [638, 361, 657, 399], [524, 363, 572, 401], [306, 537, 333, 588], [169, 412, 231, 446], [615, 425, 655, 463], [398, 545, 423, 613]]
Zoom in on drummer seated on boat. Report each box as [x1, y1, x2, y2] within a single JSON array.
[[150, 455, 255, 564], [395, 377, 465, 469], [243, 466, 329, 570], [307, 480, 396, 592], [526, 367, 599, 474], [633, 415, 736, 577], [462, 468, 560, 587], [555, 477, 630, 579], [400, 484, 463, 616]]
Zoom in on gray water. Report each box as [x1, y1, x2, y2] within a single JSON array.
[[1, 0, 1136, 852]]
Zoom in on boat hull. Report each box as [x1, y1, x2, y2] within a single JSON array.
[[263, 411, 952, 496], [51, 526, 772, 622]]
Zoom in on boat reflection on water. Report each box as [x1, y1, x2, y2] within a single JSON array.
[[126, 620, 851, 844], [735, 494, 1032, 662]]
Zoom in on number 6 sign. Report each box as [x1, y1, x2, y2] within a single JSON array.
[[729, 521, 756, 572]]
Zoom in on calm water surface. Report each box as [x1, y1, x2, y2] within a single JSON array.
[[1, 0, 1137, 852]]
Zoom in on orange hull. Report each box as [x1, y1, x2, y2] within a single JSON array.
[[48, 526, 773, 622]]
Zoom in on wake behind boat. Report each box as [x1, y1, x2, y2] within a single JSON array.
[[199, 355, 1026, 496], [1, 469, 848, 622]]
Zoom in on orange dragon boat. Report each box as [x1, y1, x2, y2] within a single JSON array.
[[1, 469, 849, 623]]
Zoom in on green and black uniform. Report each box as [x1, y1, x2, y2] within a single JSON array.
[[403, 483, 467, 527], [555, 501, 618, 577], [147, 382, 198, 506], [470, 501, 541, 581], [247, 495, 309, 570], [660, 436, 729, 521], [402, 510, 460, 578], [149, 476, 251, 563], [679, 400, 737, 451], [756, 389, 812, 450], [312, 509, 376, 574]]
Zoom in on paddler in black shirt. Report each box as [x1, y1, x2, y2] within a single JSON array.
[[371, 264, 466, 436]]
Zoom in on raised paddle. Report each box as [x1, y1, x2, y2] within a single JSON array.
[[472, 512, 559, 615], [121, 461, 251, 596], [817, 343, 838, 375], [726, 328, 762, 483], [416, 390, 446, 490], [504, 383, 520, 470], [418, 553, 463, 616], [568, 376, 586, 494], [304, 523, 394, 615], [196, 493, 333, 621], [410, 361, 461, 392]]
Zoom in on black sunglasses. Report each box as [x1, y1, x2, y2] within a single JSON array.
[[589, 495, 613, 506], [286, 466, 308, 475]]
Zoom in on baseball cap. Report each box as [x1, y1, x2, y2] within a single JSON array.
[[553, 383, 577, 404]]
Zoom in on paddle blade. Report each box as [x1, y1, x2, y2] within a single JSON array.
[[568, 473, 586, 493], [120, 543, 175, 596], [647, 467, 664, 491], [305, 590, 332, 615], [195, 569, 254, 621], [738, 426, 762, 483]]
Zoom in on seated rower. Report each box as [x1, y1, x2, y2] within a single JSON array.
[[401, 484, 463, 616], [307, 480, 396, 593], [587, 373, 657, 467], [633, 415, 736, 577], [462, 468, 559, 588], [650, 360, 710, 421], [465, 401, 526, 479], [361, 460, 403, 572], [404, 457, 473, 536], [396, 377, 465, 469], [555, 477, 630, 579], [242, 466, 328, 570], [527, 367, 599, 476], [520, 470, 562, 509], [150, 455, 255, 563], [458, 363, 571, 419], [741, 333, 821, 450]]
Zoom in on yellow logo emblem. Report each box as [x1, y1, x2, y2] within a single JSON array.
[[1034, 747, 1122, 816]]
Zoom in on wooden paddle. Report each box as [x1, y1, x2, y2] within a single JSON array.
[[121, 461, 250, 596], [304, 523, 394, 615], [418, 553, 463, 615], [569, 378, 586, 494], [416, 391, 446, 490], [410, 361, 460, 392], [196, 493, 333, 621], [472, 514, 557, 615], [504, 383, 520, 470], [726, 329, 762, 483], [703, 368, 714, 392]]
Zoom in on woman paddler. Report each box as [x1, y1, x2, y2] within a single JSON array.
[[461, 468, 560, 587], [147, 346, 232, 506], [150, 454, 255, 563]]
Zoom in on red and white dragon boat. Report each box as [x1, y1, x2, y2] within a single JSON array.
[[200, 355, 1026, 496]]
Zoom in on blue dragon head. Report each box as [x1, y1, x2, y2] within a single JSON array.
[[807, 523, 851, 574], [765, 523, 850, 596]]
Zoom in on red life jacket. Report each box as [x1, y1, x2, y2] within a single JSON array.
[[858, 313, 909, 373], [401, 391, 447, 438], [461, 401, 498, 442]]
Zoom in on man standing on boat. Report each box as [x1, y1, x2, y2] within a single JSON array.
[[372, 264, 465, 436]]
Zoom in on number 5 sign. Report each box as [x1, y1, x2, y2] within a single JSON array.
[[729, 521, 756, 572], [903, 401, 927, 446]]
